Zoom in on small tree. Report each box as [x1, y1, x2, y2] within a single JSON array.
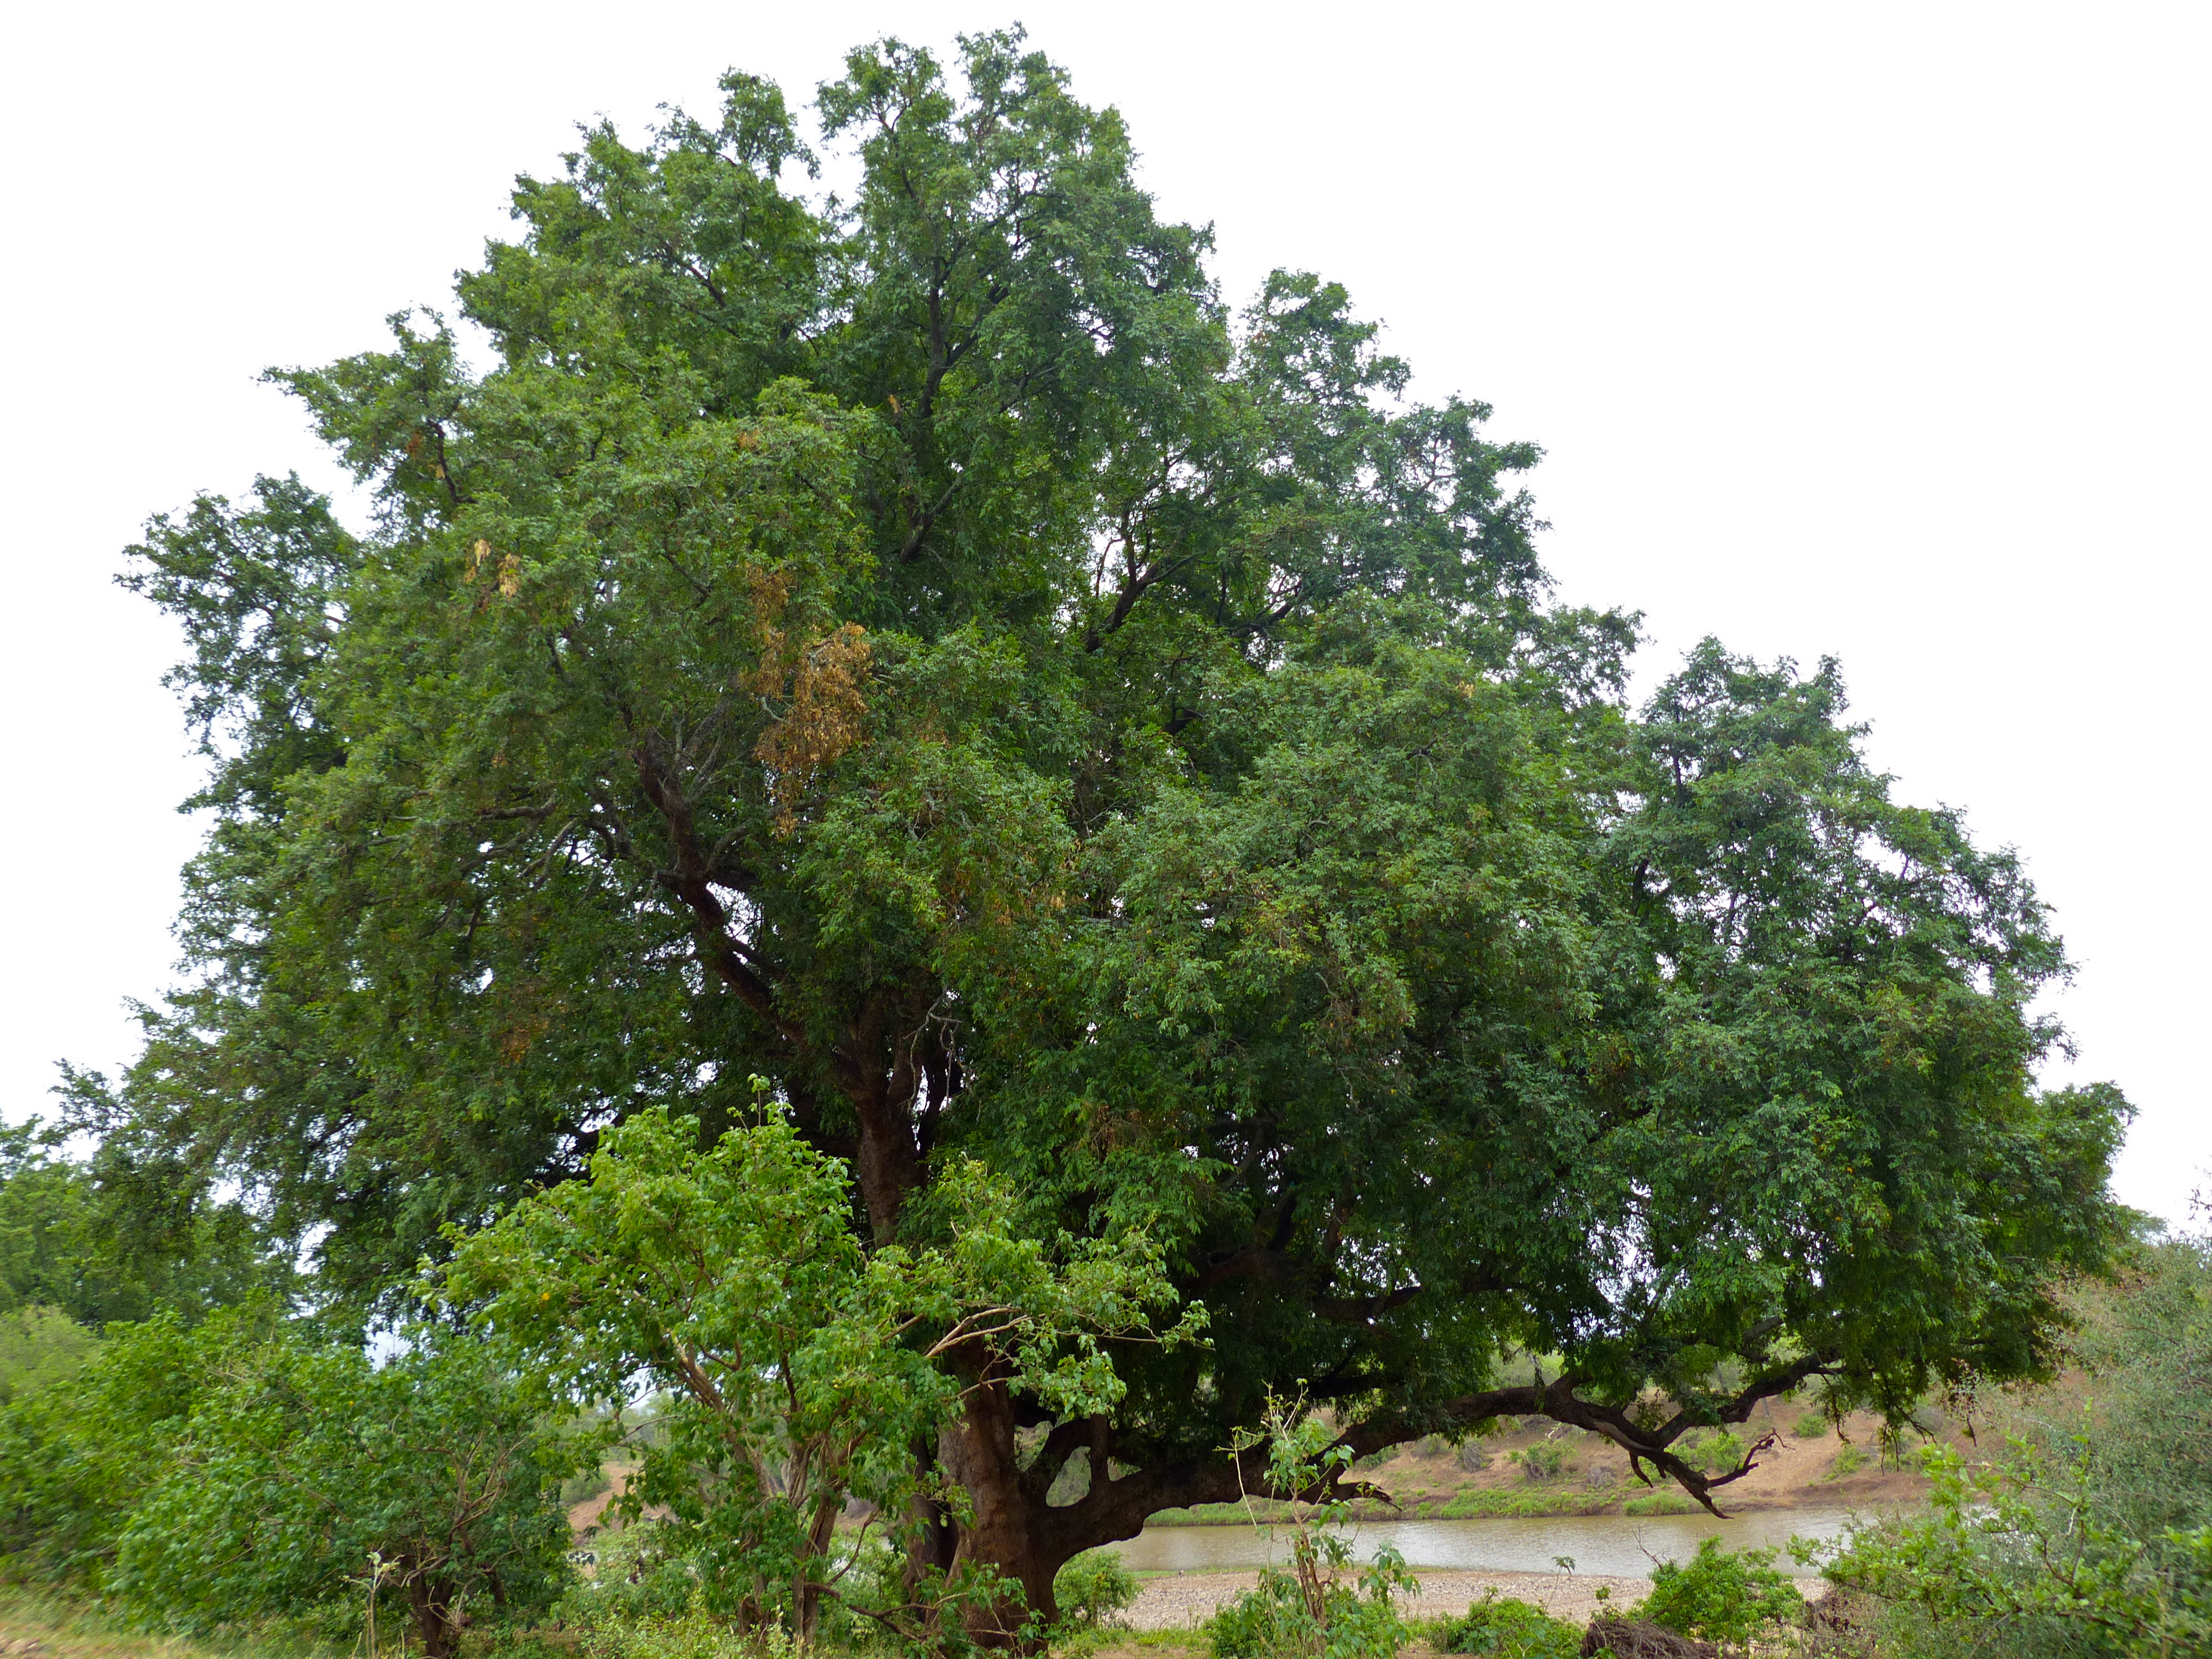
[[1211, 1392, 1416, 1659], [440, 1100, 1202, 1646], [115, 1327, 581, 1657]]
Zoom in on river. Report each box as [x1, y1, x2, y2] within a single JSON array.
[[1107, 1509, 1856, 1579]]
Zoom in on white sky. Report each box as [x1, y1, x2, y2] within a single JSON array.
[[3, 2, 2204, 1224]]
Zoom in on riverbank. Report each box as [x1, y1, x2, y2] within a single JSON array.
[[1145, 1491, 1673, 1525], [1134, 1405, 1940, 1527]]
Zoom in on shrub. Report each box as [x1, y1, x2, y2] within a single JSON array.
[[1791, 1411, 1830, 1440], [114, 1323, 585, 1659], [1055, 1548, 1139, 1630], [1513, 1442, 1569, 1482], [1455, 1441, 1491, 1473], [1211, 1561, 1407, 1659], [1819, 1248, 2212, 1658], [1208, 1391, 1414, 1659], [562, 1463, 615, 1506], [0, 1302, 278, 1584], [1438, 1592, 1580, 1657], [561, 1522, 703, 1626], [1827, 1442, 1869, 1478], [1636, 1538, 1797, 1652], [0, 1308, 98, 1406]]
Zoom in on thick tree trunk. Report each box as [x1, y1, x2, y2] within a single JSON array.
[[938, 1384, 1060, 1647], [405, 1572, 461, 1659]]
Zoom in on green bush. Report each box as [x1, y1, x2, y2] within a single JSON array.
[[1792, 1411, 1830, 1440], [0, 1307, 98, 1406], [114, 1323, 585, 1659], [1827, 1442, 1869, 1478], [1636, 1538, 1797, 1651], [1819, 1240, 2212, 1659], [0, 1302, 273, 1583], [1437, 1592, 1580, 1657], [562, 1463, 615, 1506], [1208, 1392, 1413, 1659], [1054, 1548, 1139, 1630], [1211, 1560, 1407, 1659], [562, 1523, 703, 1626], [1512, 1442, 1568, 1482]]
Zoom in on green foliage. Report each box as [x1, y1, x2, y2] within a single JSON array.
[[0, 1307, 98, 1405], [0, 1302, 273, 1584], [1819, 1242, 2212, 1659], [0, 1293, 573, 1659], [1791, 1411, 1831, 1439], [0, 1119, 291, 1328], [1509, 1443, 1568, 1483], [1209, 1564, 1409, 1659], [1827, 1442, 1869, 1479], [1210, 1394, 1416, 1659], [1437, 1592, 1580, 1657], [1635, 1538, 1797, 1652], [1620, 1492, 1702, 1517], [440, 1101, 1197, 1643], [562, 1524, 705, 1629], [88, 22, 2132, 1604], [1052, 1549, 1139, 1631], [112, 1324, 582, 1658], [1676, 1430, 1746, 1476]]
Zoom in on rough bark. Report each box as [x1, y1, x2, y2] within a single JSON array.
[[404, 1570, 461, 1659]]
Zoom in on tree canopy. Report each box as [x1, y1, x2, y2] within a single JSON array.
[[76, 27, 2130, 1637]]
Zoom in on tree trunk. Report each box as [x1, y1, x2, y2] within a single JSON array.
[[405, 1572, 462, 1659], [937, 1384, 1060, 1648]]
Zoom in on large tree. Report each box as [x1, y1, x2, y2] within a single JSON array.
[[82, 30, 2130, 1639]]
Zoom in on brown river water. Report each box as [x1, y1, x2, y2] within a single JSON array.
[[1107, 1509, 1855, 1578]]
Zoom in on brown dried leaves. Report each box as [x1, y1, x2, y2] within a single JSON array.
[[746, 566, 872, 834]]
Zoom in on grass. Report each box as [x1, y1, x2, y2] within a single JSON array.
[[1826, 1442, 1870, 1479], [1621, 1491, 1702, 1516], [0, 1588, 352, 1659]]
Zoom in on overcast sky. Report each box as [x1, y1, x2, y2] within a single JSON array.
[[3, 2, 2204, 1223]]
